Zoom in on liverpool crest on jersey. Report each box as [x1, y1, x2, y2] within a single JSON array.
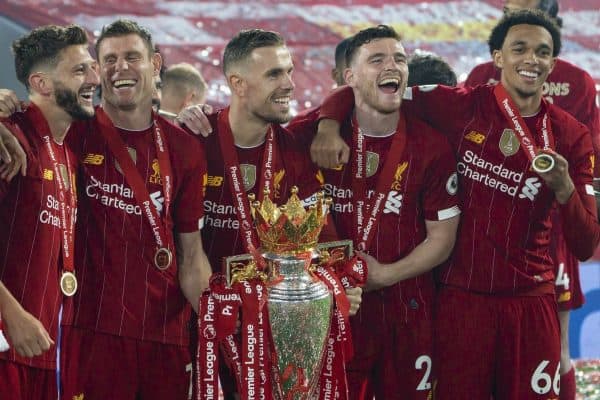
[[499, 129, 520, 157], [115, 147, 137, 174], [366, 151, 379, 178], [240, 164, 256, 192]]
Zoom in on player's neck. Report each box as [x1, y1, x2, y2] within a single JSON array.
[[101, 99, 153, 131], [228, 103, 270, 148], [31, 97, 72, 144], [354, 105, 399, 137], [501, 81, 543, 116]]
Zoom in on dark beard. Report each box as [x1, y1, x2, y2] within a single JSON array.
[[54, 82, 94, 120]]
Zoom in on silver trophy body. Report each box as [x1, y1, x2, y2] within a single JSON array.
[[264, 250, 333, 400]]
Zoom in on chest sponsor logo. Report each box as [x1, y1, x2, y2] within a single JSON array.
[[383, 190, 403, 215], [390, 161, 408, 190], [83, 153, 104, 165], [149, 159, 162, 185], [465, 130, 486, 145], [86, 175, 164, 216], [366, 151, 379, 178], [114, 147, 136, 175], [43, 169, 54, 181], [518, 177, 542, 201], [457, 150, 542, 200], [499, 129, 520, 157], [240, 164, 256, 192], [39, 194, 65, 228]]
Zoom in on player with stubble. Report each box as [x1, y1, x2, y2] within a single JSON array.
[[0, 24, 98, 399], [188, 28, 363, 400], [290, 25, 461, 399], [313, 10, 599, 400]]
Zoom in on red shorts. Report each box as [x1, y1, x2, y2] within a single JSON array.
[[551, 218, 584, 311], [346, 290, 434, 400], [434, 286, 560, 400], [0, 360, 57, 400], [61, 326, 192, 400]]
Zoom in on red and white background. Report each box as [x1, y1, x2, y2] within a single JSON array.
[[0, 0, 599, 396]]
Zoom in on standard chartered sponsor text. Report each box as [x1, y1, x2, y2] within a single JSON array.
[[86, 175, 142, 215], [458, 150, 523, 196]]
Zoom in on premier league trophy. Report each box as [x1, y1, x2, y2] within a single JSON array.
[[224, 187, 352, 400]]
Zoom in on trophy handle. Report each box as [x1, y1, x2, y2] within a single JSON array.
[[316, 240, 353, 265]]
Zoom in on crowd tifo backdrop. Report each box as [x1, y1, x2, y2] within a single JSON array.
[[0, 0, 599, 358]]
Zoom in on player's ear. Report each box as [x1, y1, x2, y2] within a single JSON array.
[[29, 72, 52, 96], [492, 49, 503, 70], [228, 73, 246, 97]]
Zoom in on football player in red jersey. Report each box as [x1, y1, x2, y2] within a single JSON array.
[[0, 24, 98, 400], [464, 2, 600, 398]]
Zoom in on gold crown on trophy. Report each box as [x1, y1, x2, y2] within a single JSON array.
[[249, 186, 331, 255]]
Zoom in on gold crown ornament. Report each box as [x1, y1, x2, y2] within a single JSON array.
[[248, 186, 331, 255]]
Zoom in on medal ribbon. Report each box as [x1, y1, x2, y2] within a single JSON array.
[[493, 84, 555, 162], [96, 108, 174, 271], [28, 102, 78, 281], [217, 108, 277, 266], [42, 135, 77, 277], [352, 112, 408, 251]]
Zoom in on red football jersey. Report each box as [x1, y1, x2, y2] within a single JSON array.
[[465, 59, 600, 174], [402, 84, 597, 294], [290, 108, 460, 320], [200, 108, 324, 272], [67, 113, 206, 346], [0, 104, 77, 369]]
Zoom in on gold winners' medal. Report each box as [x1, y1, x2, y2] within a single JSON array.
[[60, 271, 78, 296], [154, 248, 173, 270], [532, 153, 555, 174]]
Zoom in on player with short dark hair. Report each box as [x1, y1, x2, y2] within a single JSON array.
[[0, 24, 98, 399]]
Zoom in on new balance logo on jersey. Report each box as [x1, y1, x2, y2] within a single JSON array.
[[150, 191, 164, 214], [43, 169, 54, 180], [384, 190, 403, 214], [207, 176, 224, 187], [83, 153, 104, 165], [518, 177, 542, 201], [465, 131, 486, 145]]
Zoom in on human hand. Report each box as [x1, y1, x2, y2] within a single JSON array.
[[176, 104, 213, 137], [310, 119, 349, 169], [344, 287, 363, 316], [2, 304, 54, 357], [0, 122, 27, 181], [358, 251, 390, 292], [0, 89, 20, 118], [535, 150, 574, 204]]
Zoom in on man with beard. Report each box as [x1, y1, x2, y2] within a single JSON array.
[[464, 2, 600, 398], [0, 19, 212, 400], [313, 10, 599, 399], [290, 25, 460, 399], [0, 24, 99, 399]]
